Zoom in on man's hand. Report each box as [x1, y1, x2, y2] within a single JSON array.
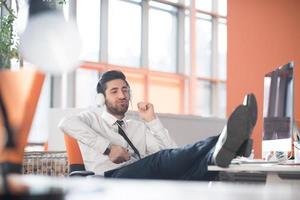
[[108, 145, 130, 164], [137, 102, 156, 122]]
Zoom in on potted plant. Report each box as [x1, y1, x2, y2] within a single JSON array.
[[0, 0, 18, 69]]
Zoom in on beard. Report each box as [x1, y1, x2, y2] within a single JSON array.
[[106, 100, 129, 116]]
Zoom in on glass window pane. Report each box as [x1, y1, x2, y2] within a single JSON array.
[[196, 13, 212, 20], [75, 69, 100, 108], [164, 0, 179, 3], [14, 0, 28, 34], [149, 77, 182, 114], [217, 83, 226, 118], [62, 0, 69, 21], [196, 16, 212, 77], [149, 8, 177, 72], [27, 75, 51, 143], [218, 20, 227, 80], [108, 0, 141, 67], [195, 80, 212, 117], [218, 0, 227, 16], [149, 1, 178, 12], [123, 72, 145, 111], [184, 0, 190, 6], [185, 15, 190, 74], [196, 0, 212, 12], [77, 0, 100, 62], [129, 0, 142, 3]]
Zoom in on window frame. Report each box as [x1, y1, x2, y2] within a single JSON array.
[[55, 0, 227, 117]]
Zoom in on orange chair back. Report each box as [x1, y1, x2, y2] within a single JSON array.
[[63, 134, 85, 172]]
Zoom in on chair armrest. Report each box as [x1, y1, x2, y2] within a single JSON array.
[[69, 170, 95, 177]]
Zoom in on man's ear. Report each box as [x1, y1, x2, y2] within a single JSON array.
[[95, 93, 105, 107]]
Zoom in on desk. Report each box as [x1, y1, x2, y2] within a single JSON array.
[[208, 163, 300, 184], [3, 175, 300, 200]]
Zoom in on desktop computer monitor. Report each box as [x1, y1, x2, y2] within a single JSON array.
[[262, 62, 294, 159]]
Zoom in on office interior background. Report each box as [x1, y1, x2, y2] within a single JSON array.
[[1, 0, 300, 159]]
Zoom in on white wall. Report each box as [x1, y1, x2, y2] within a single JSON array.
[[48, 108, 226, 151]]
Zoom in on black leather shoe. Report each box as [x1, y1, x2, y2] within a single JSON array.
[[236, 138, 253, 157], [244, 93, 258, 128], [213, 104, 253, 167], [236, 93, 258, 157]]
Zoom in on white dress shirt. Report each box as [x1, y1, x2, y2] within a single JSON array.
[[58, 108, 177, 175]]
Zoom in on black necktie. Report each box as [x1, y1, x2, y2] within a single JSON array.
[[116, 120, 141, 159]]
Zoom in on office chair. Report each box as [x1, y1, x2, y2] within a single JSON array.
[[63, 134, 95, 177]]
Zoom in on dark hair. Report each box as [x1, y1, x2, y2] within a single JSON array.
[[96, 70, 129, 95]]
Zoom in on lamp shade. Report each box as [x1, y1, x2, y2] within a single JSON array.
[[19, 11, 81, 74]]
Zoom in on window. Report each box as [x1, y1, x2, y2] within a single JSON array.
[[184, 13, 190, 74], [75, 68, 100, 108], [217, 18, 227, 80], [148, 75, 183, 114], [193, 0, 227, 117], [108, 0, 142, 67], [67, 0, 227, 117], [195, 80, 212, 117], [27, 75, 51, 143], [148, 1, 177, 72], [196, 13, 212, 78], [216, 82, 226, 118], [165, 0, 180, 3], [62, 0, 69, 20], [14, 0, 228, 149], [218, 0, 227, 16], [196, 0, 213, 12], [77, 0, 101, 61]]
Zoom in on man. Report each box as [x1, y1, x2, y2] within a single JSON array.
[[59, 70, 257, 180]]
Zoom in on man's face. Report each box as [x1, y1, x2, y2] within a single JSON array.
[[104, 79, 130, 117]]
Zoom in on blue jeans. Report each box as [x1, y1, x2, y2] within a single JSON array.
[[104, 136, 218, 181]]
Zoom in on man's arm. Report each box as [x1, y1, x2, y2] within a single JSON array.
[[137, 102, 177, 154], [58, 111, 110, 155], [144, 118, 177, 152], [59, 111, 130, 164], [108, 145, 130, 164]]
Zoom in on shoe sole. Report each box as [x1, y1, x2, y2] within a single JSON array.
[[215, 105, 251, 167], [236, 94, 258, 157], [237, 138, 253, 157]]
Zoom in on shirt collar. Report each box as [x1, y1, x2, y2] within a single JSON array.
[[101, 109, 129, 127]]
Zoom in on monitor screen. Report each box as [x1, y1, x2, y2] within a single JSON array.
[[262, 62, 294, 157]]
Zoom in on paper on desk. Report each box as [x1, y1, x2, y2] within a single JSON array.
[[231, 157, 279, 164], [277, 160, 300, 165]]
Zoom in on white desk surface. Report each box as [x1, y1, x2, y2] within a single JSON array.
[[13, 175, 300, 200], [208, 163, 300, 172]]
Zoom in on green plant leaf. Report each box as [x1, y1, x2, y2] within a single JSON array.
[[0, 7, 18, 69]]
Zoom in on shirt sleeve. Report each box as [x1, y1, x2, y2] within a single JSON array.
[[144, 118, 177, 154], [58, 112, 110, 154]]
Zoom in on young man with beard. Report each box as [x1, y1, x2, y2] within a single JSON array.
[[59, 70, 257, 180]]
